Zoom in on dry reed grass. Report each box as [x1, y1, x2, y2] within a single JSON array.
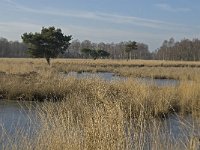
[[0, 58, 200, 149], [1, 58, 200, 80], [1, 100, 199, 150], [0, 58, 200, 116]]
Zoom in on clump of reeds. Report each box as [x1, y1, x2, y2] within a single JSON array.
[[1, 58, 200, 81], [1, 99, 199, 150], [1, 69, 200, 118], [0, 58, 200, 149]]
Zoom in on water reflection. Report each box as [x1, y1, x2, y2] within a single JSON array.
[[66, 72, 118, 81], [65, 71, 180, 86], [0, 100, 199, 148], [159, 114, 200, 139], [0, 101, 38, 136], [136, 77, 179, 86]]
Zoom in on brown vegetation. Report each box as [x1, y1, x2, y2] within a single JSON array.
[[0, 58, 200, 149]]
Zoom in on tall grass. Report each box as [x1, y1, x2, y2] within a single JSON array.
[[1, 71, 200, 117], [1, 100, 199, 149], [0, 58, 200, 149], [1, 58, 200, 80]]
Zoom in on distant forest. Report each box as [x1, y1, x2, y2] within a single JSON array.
[[0, 38, 27, 58], [1, 37, 200, 61], [155, 38, 200, 61]]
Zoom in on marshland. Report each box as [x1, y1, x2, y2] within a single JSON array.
[[1, 0, 200, 149], [0, 58, 200, 149]]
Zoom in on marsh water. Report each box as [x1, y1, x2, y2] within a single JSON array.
[[0, 73, 198, 147], [66, 72, 122, 81], [0, 101, 39, 143], [65, 71, 180, 86], [0, 100, 199, 147]]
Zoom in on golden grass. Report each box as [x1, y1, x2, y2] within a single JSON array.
[[0, 71, 200, 117], [1, 100, 199, 150], [0, 58, 200, 149], [1, 58, 200, 80], [0, 58, 200, 115]]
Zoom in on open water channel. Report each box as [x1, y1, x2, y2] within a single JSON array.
[[65, 71, 180, 86]]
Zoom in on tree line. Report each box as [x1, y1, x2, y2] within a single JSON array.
[[0, 37, 27, 57], [65, 39, 151, 60], [155, 38, 200, 61], [1, 26, 200, 61], [0, 37, 151, 60]]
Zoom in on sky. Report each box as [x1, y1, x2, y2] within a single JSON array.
[[0, 0, 200, 51]]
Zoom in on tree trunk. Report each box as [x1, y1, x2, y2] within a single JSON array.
[[127, 52, 129, 61], [46, 57, 50, 65]]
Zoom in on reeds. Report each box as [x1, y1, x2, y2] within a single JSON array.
[[1, 100, 199, 150], [0, 71, 200, 117], [0, 58, 200, 149], [1, 58, 200, 80], [0, 58, 200, 116]]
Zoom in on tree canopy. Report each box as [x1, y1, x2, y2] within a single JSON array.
[[81, 48, 110, 60], [155, 38, 200, 61], [97, 50, 110, 58], [125, 41, 137, 60], [81, 48, 92, 58], [21, 26, 72, 65]]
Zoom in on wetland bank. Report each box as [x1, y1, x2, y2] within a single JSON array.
[[0, 58, 200, 149]]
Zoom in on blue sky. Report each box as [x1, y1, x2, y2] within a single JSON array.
[[0, 0, 200, 50]]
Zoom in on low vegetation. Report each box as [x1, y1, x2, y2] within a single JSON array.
[[0, 58, 200, 149], [0, 58, 200, 114], [1, 100, 199, 150]]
